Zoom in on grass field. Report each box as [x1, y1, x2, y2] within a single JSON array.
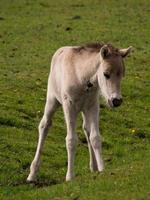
[[0, 0, 150, 199]]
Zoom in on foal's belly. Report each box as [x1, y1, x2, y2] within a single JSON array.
[[76, 91, 99, 111], [60, 86, 99, 112]]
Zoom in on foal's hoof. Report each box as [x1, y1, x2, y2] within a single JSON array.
[[26, 174, 36, 183], [90, 162, 104, 172], [66, 174, 75, 182], [26, 179, 36, 184]]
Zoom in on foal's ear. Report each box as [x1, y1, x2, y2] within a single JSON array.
[[100, 45, 109, 59], [119, 46, 134, 58]]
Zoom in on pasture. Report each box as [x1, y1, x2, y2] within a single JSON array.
[[0, 0, 150, 199]]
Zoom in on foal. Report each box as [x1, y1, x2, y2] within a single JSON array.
[[27, 43, 133, 182]]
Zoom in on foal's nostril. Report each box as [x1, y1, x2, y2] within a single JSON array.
[[112, 98, 123, 107]]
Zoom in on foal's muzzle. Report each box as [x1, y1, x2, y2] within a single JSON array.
[[112, 98, 123, 107], [108, 98, 123, 107]]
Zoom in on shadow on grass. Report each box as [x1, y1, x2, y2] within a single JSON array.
[[0, 116, 33, 130], [10, 178, 62, 188]]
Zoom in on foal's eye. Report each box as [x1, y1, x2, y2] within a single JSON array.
[[104, 72, 110, 79]]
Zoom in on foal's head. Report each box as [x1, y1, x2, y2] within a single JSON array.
[[98, 44, 133, 108]]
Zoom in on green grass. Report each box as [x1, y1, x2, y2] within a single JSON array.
[[0, 0, 150, 199]]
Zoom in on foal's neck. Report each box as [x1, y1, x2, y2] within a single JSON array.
[[85, 53, 100, 84]]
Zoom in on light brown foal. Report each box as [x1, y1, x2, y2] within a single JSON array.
[[27, 43, 133, 182]]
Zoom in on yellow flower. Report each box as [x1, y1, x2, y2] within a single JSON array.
[[131, 129, 136, 133]]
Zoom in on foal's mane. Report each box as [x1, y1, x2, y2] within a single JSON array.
[[74, 42, 119, 55], [74, 42, 104, 53]]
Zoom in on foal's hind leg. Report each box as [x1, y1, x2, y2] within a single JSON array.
[[82, 103, 104, 172], [27, 96, 59, 182], [82, 113, 98, 171]]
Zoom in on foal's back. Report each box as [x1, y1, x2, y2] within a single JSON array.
[[49, 44, 100, 97]]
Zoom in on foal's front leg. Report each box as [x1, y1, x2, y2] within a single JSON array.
[[83, 103, 104, 172], [63, 101, 78, 181]]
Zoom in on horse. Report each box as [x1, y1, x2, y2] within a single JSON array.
[[27, 43, 133, 182]]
